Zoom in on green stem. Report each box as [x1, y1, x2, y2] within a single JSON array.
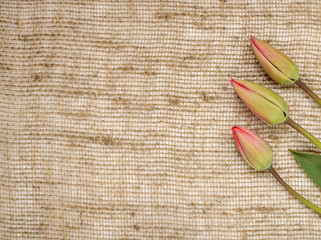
[[296, 79, 321, 106], [269, 166, 321, 214], [285, 117, 321, 151]]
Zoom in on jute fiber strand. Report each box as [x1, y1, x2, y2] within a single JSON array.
[[1, 0, 321, 239]]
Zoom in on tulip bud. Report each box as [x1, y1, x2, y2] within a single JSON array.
[[250, 36, 299, 85], [232, 126, 321, 214], [232, 126, 272, 171], [231, 79, 288, 125], [232, 126, 321, 215]]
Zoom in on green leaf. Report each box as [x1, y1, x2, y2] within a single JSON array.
[[290, 150, 321, 188]]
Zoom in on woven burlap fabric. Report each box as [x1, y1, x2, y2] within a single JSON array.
[[2, 0, 321, 239]]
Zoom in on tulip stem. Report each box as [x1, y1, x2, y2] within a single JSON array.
[[285, 117, 321, 150], [269, 166, 321, 214], [296, 79, 321, 106]]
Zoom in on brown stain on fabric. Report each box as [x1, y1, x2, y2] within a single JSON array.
[[130, 212, 135, 217], [168, 98, 180, 106], [155, 12, 172, 20], [33, 74, 42, 82], [133, 224, 140, 231], [88, 135, 116, 146], [200, 92, 217, 103], [144, 70, 157, 76]]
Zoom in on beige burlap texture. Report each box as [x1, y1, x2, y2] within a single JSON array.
[[1, 0, 321, 239]]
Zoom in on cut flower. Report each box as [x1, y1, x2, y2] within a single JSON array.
[[231, 78, 321, 150], [231, 78, 288, 125], [250, 36, 321, 106], [250, 36, 299, 85], [232, 126, 321, 215], [232, 126, 272, 171]]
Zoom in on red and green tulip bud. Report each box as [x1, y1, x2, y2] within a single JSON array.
[[232, 126, 272, 171], [250, 36, 299, 85], [232, 126, 321, 215], [250, 36, 321, 106], [231, 79, 321, 150], [231, 79, 288, 125]]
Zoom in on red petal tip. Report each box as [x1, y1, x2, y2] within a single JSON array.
[[233, 126, 247, 134], [232, 126, 241, 136], [232, 127, 242, 148], [230, 78, 243, 86], [232, 126, 239, 131]]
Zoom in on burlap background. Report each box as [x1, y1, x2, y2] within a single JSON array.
[[1, 0, 321, 239]]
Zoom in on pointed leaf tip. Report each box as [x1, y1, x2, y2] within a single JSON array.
[[291, 150, 321, 189]]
